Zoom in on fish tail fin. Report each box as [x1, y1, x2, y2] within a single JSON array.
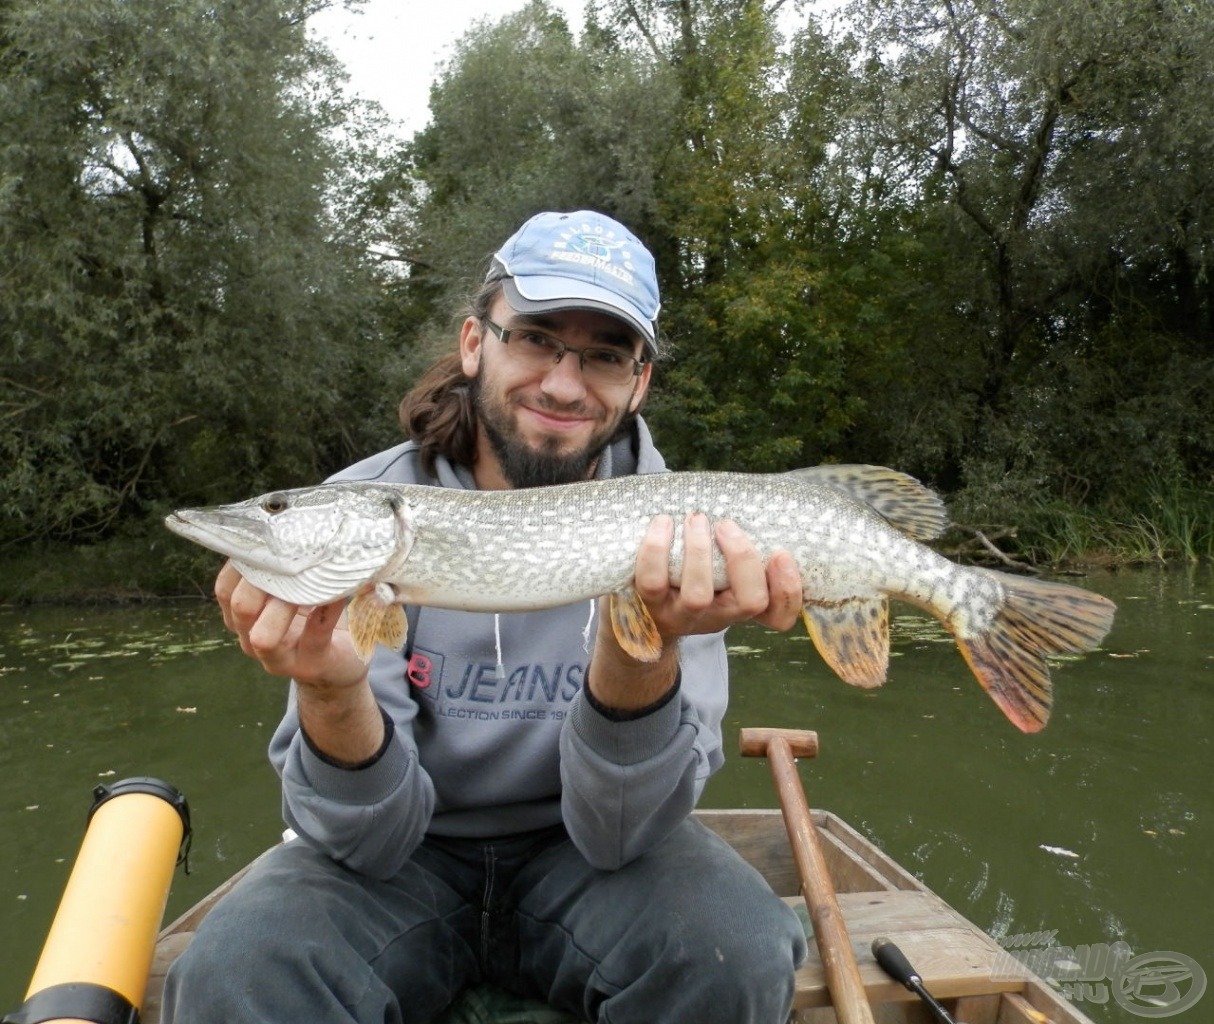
[[957, 574, 1116, 733], [802, 597, 890, 689]]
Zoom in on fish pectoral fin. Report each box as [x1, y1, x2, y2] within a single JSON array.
[[347, 583, 407, 662], [609, 586, 664, 663], [802, 598, 890, 689]]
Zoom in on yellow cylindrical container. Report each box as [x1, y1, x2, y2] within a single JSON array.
[[5, 778, 190, 1024]]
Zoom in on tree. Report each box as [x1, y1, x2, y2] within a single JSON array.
[[0, 0, 391, 544], [848, 0, 1214, 497]]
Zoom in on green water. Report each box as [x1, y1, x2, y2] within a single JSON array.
[[2, 569, 1210, 1022]]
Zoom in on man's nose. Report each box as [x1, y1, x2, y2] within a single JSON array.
[[539, 349, 589, 402]]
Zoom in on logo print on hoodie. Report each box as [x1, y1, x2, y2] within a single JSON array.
[[409, 645, 584, 718]]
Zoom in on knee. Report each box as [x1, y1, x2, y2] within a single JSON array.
[[674, 898, 806, 998], [161, 845, 360, 1022]]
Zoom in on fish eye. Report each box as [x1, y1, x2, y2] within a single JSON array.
[[261, 493, 289, 514]]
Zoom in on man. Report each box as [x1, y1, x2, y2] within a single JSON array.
[[165, 211, 808, 1023]]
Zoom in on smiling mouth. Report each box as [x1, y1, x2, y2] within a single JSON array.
[[521, 403, 595, 431]]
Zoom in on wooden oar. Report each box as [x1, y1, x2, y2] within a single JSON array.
[[740, 727, 876, 1024]]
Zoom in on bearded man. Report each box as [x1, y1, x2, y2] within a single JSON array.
[[164, 210, 808, 1024]]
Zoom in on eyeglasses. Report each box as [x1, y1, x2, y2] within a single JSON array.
[[482, 319, 648, 387]]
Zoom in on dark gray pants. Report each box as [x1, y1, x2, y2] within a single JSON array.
[[163, 818, 806, 1024]]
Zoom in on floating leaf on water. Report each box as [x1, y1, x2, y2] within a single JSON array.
[[891, 615, 952, 644]]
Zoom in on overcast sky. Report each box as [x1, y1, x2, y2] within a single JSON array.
[[310, 0, 587, 138]]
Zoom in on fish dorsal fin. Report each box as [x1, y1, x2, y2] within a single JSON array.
[[787, 464, 948, 541], [801, 597, 890, 689]]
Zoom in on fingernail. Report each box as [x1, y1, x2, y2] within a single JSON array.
[[717, 520, 742, 541]]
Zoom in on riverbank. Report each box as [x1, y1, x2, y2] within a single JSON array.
[[0, 531, 221, 604]]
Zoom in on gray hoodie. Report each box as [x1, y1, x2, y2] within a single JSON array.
[[269, 419, 730, 879]]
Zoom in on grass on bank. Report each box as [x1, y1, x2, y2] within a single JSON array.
[[1014, 477, 1214, 567], [0, 479, 1210, 604]]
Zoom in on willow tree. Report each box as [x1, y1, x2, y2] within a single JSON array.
[[849, 0, 1214, 499], [0, 0, 385, 544]]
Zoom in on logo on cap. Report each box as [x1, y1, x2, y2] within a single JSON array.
[[550, 223, 637, 286]]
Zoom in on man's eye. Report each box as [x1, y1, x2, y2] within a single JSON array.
[[519, 331, 559, 352], [585, 348, 626, 367]]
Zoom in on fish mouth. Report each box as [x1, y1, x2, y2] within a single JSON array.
[[164, 509, 325, 576]]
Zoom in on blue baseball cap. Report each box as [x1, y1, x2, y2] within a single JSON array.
[[487, 211, 661, 356]]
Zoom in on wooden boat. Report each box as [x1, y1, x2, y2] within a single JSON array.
[[142, 807, 1097, 1024]]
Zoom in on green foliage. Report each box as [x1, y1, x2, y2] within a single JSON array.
[[0, 0, 396, 545], [2, 0, 1212, 575]]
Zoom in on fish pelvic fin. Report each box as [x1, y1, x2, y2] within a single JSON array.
[[801, 597, 890, 689], [787, 465, 949, 541], [347, 583, 408, 662], [610, 586, 664, 662], [957, 574, 1116, 733]]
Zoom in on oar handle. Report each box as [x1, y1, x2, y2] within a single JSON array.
[[740, 729, 875, 1024]]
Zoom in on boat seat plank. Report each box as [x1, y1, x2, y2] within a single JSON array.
[[697, 808, 909, 895], [786, 890, 1028, 1009]]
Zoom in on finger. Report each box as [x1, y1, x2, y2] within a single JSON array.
[[215, 561, 243, 630], [677, 513, 716, 610], [227, 574, 272, 634], [634, 515, 675, 602], [246, 597, 302, 663], [755, 550, 803, 631], [714, 520, 768, 617], [297, 600, 346, 660]]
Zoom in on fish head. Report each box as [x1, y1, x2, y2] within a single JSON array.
[[165, 482, 414, 606]]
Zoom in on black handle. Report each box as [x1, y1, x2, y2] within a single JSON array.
[[871, 937, 959, 1024], [871, 936, 921, 989]]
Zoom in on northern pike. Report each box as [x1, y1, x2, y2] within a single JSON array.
[[165, 465, 1115, 733]]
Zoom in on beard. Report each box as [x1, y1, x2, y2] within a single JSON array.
[[471, 373, 635, 488]]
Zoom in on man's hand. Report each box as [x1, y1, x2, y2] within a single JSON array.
[[634, 513, 803, 641], [217, 562, 366, 689], [216, 561, 384, 765], [587, 514, 803, 713]]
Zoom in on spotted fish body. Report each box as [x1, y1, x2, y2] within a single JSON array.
[[165, 465, 1115, 733]]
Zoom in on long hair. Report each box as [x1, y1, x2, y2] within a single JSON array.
[[397, 280, 500, 476]]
